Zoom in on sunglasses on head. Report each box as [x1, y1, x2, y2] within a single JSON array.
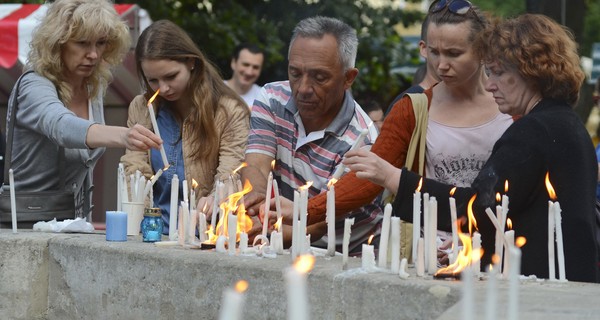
[[429, 0, 474, 15]]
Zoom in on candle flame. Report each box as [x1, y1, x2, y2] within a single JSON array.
[[515, 236, 527, 248], [416, 178, 423, 192], [201, 203, 208, 213], [147, 89, 160, 106], [163, 164, 171, 171], [299, 181, 313, 191], [191, 178, 198, 189], [205, 180, 253, 244], [504, 180, 509, 193], [545, 172, 557, 200], [327, 178, 338, 188], [232, 162, 247, 175], [234, 280, 248, 293], [294, 255, 315, 274], [434, 232, 482, 277], [367, 234, 374, 245], [491, 254, 501, 266], [449, 186, 456, 197], [507, 218, 513, 230], [496, 192, 501, 203], [467, 194, 478, 235], [271, 160, 276, 170], [274, 217, 283, 232]]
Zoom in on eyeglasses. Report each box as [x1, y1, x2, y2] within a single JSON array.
[[429, 0, 474, 15]]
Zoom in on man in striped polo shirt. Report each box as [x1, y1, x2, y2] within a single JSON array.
[[242, 16, 383, 254]]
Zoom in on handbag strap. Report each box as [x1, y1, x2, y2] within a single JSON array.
[[404, 93, 429, 176], [3, 71, 67, 188]]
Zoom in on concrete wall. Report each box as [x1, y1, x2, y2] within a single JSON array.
[[1, 231, 600, 320]]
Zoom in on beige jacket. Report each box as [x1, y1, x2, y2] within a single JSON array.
[[120, 94, 249, 198]]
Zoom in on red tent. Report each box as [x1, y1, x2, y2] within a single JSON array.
[[0, 3, 151, 106]]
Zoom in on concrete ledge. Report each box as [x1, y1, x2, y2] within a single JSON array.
[[1, 231, 600, 319]]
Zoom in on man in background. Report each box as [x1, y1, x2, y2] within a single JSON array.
[[225, 43, 265, 109]]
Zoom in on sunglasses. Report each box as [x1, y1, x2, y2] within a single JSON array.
[[429, 0, 474, 15]]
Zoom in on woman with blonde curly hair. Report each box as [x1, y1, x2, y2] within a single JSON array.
[[5, 0, 161, 221], [345, 13, 599, 282], [120, 20, 249, 233]]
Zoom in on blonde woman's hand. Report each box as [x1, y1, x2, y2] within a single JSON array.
[[122, 124, 162, 151]]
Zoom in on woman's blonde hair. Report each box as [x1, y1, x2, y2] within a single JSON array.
[[474, 14, 584, 106], [27, 0, 131, 104], [135, 20, 247, 161]]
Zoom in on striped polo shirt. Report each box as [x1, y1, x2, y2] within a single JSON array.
[[246, 80, 383, 254]]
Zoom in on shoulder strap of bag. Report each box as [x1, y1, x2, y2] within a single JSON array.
[[3, 71, 66, 188], [404, 93, 429, 176]]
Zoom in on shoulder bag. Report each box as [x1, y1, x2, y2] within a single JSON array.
[[0, 71, 75, 228]]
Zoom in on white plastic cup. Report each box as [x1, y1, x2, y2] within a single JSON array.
[[122, 201, 144, 235]]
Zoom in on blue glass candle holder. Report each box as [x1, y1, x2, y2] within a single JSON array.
[[141, 208, 163, 242]]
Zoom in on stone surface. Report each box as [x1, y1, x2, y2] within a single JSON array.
[[1, 231, 599, 320]]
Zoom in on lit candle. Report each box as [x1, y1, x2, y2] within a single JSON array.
[[285, 255, 314, 320], [262, 172, 273, 241], [554, 202, 566, 281], [412, 179, 422, 264], [449, 188, 458, 265], [342, 217, 355, 270], [218, 280, 248, 320], [326, 182, 336, 257], [291, 191, 300, 261], [239, 232, 248, 253], [390, 216, 401, 273], [461, 266, 474, 320], [494, 204, 505, 270], [271, 230, 283, 254], [228, 211, 237, 255], [378, 203, 392, 268], [422, 193, 430, 273], [472, 232, 481, 276], [198, 212, 207, 242], [484, 264, 498, 320], [362, 235, 376, 271], [273, 179, 282, 221], [8, 169, 17, 233], [507, 247, 521, 320], [331, 129, 369, 180], [146, 89, 169, 169], [190, 179, 198, 212], [189, 209, 197, 242], [503, 229, 514, 278], [547, 201, 556, 280], [216, 235, 227, 253], [427, 196, 438, 274], [182, 179, 189, 208], [169, 174, 179, 241]]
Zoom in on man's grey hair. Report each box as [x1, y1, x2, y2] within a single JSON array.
[[288, 16, 358, 70]]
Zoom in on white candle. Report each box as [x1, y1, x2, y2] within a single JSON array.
[[449, 196, 458, 265], [147, 91, 169, 169], [412, 189, 421, 264], [177, 206, 184, 246], [8, 169, 17, 233], [472, 232, 481, 276], [361, 243, 376, 271], [291, 191, 300, 261], [285, 256, 314, 320], [239, 232, 248, 253], [507, 247, 521, 320], [554, 202, 566, 281], [390, 216, 401, 273], [548, 201, 556, 280], [198, 212, 207, 242], [326, 184, 336, 256], [416, 238, 425, 277], [422, 193, 430, 272], [189, 209, 197, 241], [228, 212, 237, 255], [181, 201, 190, 244], [117, 164, 123, 211], [399, 258, 410, 279], [342, 217, 355, 270], [503, 230, 515, 278], [378, 203, 392, 268], [484, 265, 498, 320], [211, 181, 223, 233], [299, 186, 309, 255], [182, 179, 189, 207], [495, 205, 505, 269], [271, 230, 284, 255], [462, 266, 474, 320], [262, 172, 273, 240], [331, 129, 369, 180], [216, 235, 227, 253], [427, 197, 438, 274], [273, 179, 282, 221], [169, 174, 179, 241], [218, 280, 248, 320]]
